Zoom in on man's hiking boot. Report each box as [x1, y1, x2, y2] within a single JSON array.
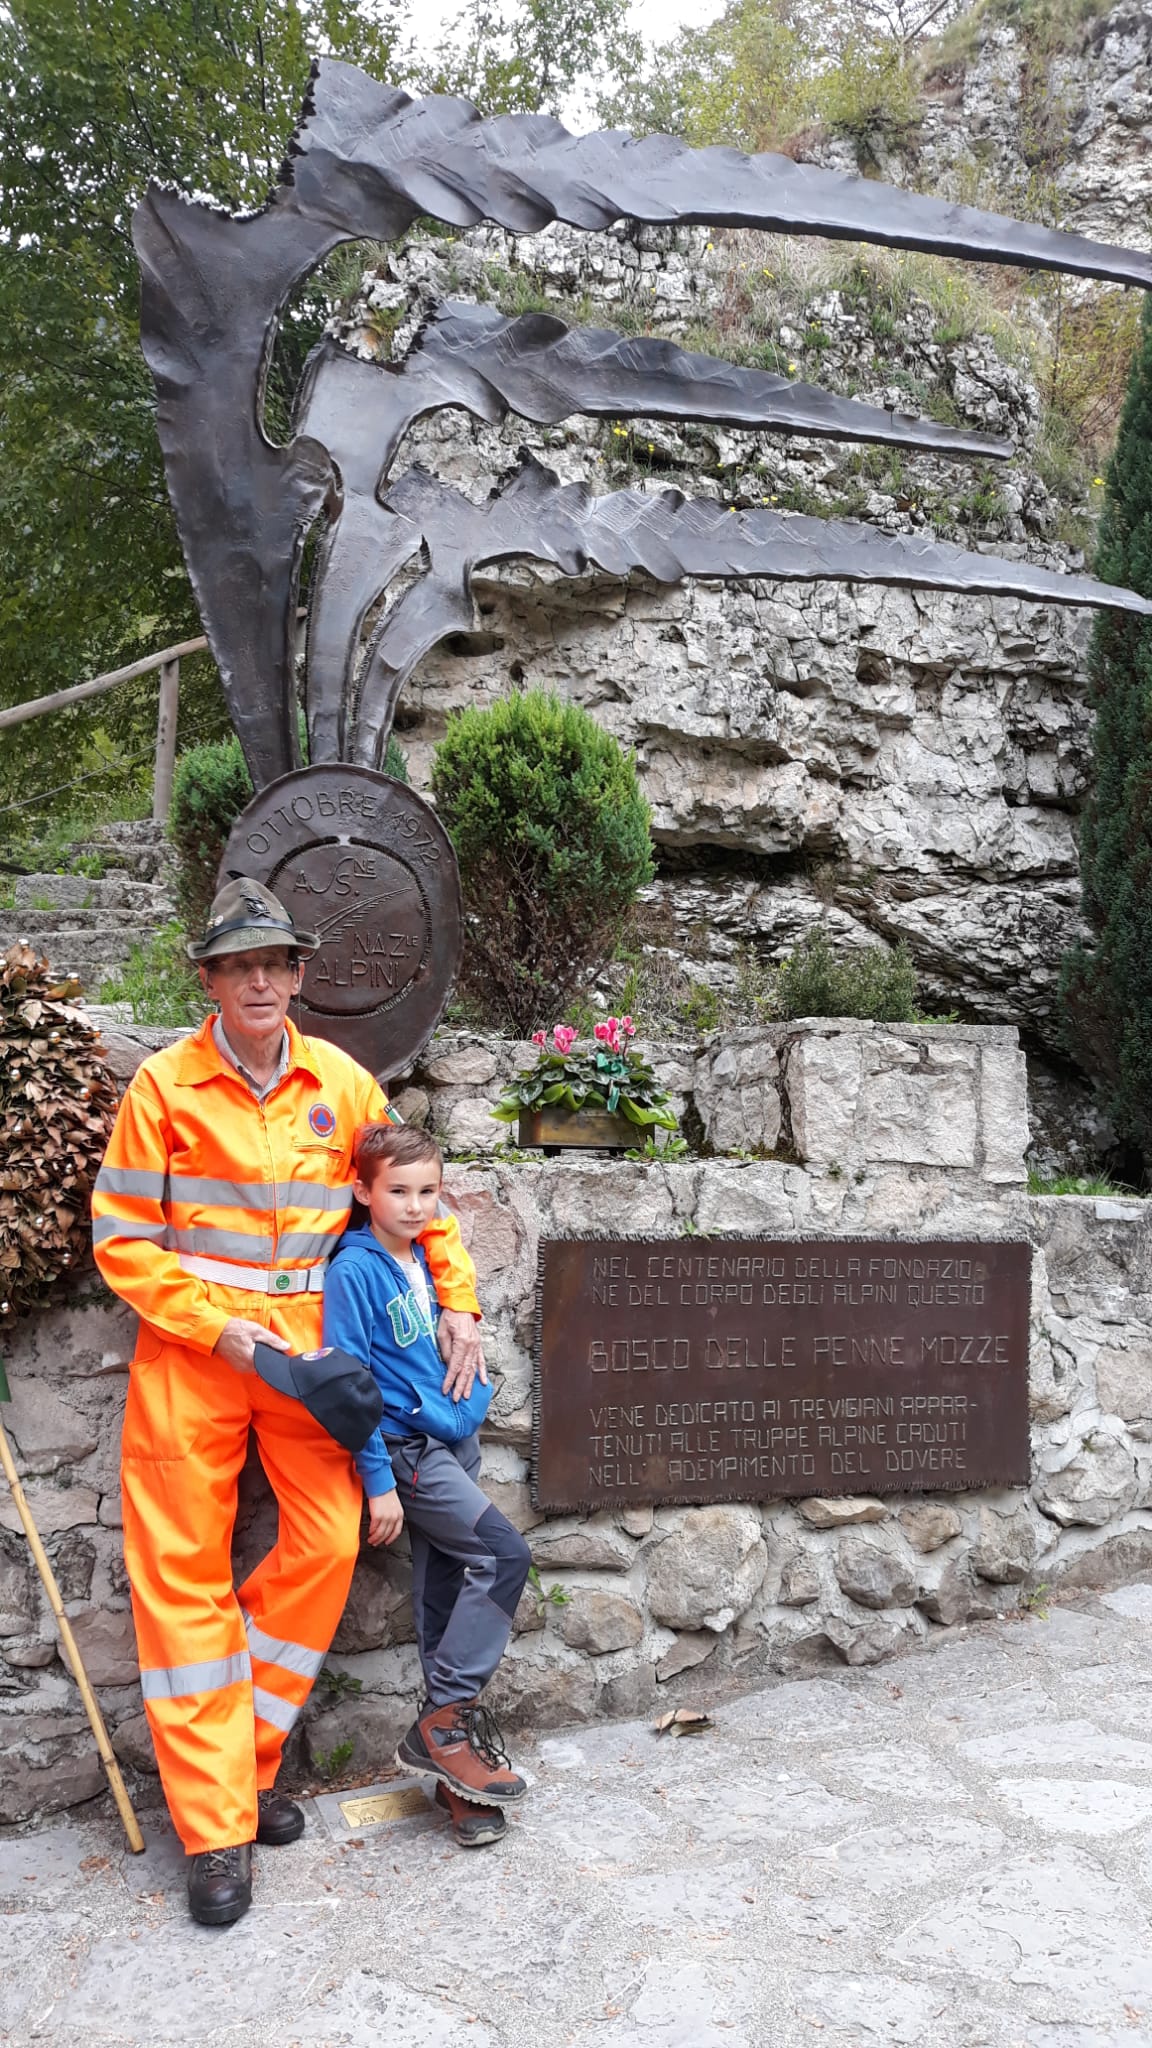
[[187, 1843, 252, 1926], [435, 1779, 507, 1847], [396, 1699, 527, 1806], [256, 1789, 305, 1845]]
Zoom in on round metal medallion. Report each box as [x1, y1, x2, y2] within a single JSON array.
[[220, 766, 462, 1079]]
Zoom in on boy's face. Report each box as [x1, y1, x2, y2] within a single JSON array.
[[354, 1157, 442, 1250]]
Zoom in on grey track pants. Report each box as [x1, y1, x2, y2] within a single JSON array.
[[386, 1432, 532, 1708]]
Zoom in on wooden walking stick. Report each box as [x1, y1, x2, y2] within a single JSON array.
[[0, 1360, 145, 1852]]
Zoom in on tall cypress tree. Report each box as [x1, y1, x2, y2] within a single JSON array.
[[1062, 296, 1152, 1162]]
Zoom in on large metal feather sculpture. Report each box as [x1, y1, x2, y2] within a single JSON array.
[[296, 311, 1013, 762], [133, 57, 1152, 791]]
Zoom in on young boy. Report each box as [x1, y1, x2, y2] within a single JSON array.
[[323, 1123, 532, 1848]]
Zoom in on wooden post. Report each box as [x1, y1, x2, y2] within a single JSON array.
[[152, 657, 180, 825]]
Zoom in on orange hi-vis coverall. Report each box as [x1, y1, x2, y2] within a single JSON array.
[[92, 1015, 479, 1855]]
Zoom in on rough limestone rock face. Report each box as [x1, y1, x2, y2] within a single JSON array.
[[1035, 1433, 1140, 1527], [337, 174, 1127, 1164], [834, 1533, 919, 1611], [557, 1590, 645, 1655], [645, 1506, 768, 1631]]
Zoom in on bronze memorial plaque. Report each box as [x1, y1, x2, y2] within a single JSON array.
[[533, 1238, 1032, 1510], [221, 764, 462, 1077]]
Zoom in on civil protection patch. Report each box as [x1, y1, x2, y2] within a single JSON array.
[[309, 1102, 337, 1137]]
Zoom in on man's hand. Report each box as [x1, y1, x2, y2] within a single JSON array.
[[367, 1490, 404, 1547], [214, 1319, 291, 1374], [438, 1308, 487, 1402]]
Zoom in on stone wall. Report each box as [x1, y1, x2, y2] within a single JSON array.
[[4, 1018, 1152, 1824]]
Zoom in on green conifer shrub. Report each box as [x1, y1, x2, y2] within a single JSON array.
[[431, 690, 654, 1035], [1060, 297, 1152, 1160], [774, 928, 919, 1022]]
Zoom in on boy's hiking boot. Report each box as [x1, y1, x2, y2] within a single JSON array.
[[187, 1843, 253, 1926], [256, 1789, 306, 1845], [435, 1780, 508, 1847], [396, 1699, 527, 1806]]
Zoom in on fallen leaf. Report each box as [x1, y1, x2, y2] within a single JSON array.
[[653, 1707, 712, 1737]]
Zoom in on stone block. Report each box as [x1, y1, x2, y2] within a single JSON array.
[[1096, 1341, 1152, 1425], [1035, 1437, 1139, 1528], [66, 1607, 138, 1687], [482, 1479, 543, 1532], [0, 1485, 98, 1535], [598, 1660, 658, 1718], [2, 1636, 55, 1669], [0, 1544, 33, 1637], [655, 1631, 718, 1682], [617, 1506, 654, 1537], [979, 1041, 1029, 1184], [857, 1038, 979, 1168], [388, 1085, 430, 1127], [834, 1534, 917, 1610], [899, 1503, 962, 1553], [970, 1504, 1037, 1582], [645, 1506, 767, 1632], [306, 1693, 411, 1773], [693, 1030, 782, 1155], [436, 1097, 506, 1154], [487, 1651, 598, 1728], [4, 1379, 98, 1473], [786, 1032, 861, 1167], [798, 1496, 888, 1529], [421, 1041, 500, 1087], [331, 1555, 414, 1655], [113, 1712, 159, 1774], [1052, 1527, 1152, 1589], [778, 1552, 821, 1606], [0, 1714, 105, 1824], [557, 1591, 644, 1655], [512, 1586, 545, 1635], [827, 1614, 920, 1666], [530, 1525, 633, 1573], [917, 1561, 983, 1627]]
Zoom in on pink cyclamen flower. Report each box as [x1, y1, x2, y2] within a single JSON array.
[[621, 1016, 636, 1037], [553, 1025, 578, 1054], [532, 1030, 547, 1047], [594, 1022, 610, 1043]]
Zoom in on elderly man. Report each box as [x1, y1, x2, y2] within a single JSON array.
[[92, 879, 483, 1927]]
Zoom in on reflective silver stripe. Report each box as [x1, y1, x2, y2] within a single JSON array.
[[170, 1225, 275, 1260], [139, 1650, 251, 1700], [275, 1229, 342, 1261], [92, 1216, 172, 1247], [165, 1176, 352, 1214], [94, 1166, 167, 1200], [252, 1686, 299, 1734], [243, 1611, 325, 1681]]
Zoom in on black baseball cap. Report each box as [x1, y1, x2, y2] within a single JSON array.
[[253, 1343, 384, 1454]]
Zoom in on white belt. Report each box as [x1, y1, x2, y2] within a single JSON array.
[[179, 1253, 326, 1296]]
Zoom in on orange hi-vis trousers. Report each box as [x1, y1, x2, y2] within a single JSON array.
[[120, 1301, 361, 1855]]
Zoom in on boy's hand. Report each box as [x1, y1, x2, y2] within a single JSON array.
[[367, 1490, 404, 1547], [438, 1309, 487, 1401]]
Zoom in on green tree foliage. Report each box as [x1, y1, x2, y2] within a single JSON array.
[[1061, 298, 1152, 1162], [600, 0, 920, 158], [431, 690, 654, 1035], [0, 0, 631, 830], [428, 0, 638, 116]]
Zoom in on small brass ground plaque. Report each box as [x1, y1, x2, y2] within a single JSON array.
[[339, 1787, 429, 1828], [533, 1237, 1032, 1510]]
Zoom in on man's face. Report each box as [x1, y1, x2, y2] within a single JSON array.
[[199, 947, 303, 1042]]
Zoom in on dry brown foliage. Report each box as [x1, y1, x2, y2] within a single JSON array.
[[0, 944, 119, 1321]]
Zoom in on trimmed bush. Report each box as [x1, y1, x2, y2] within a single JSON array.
[[169, 730, 408, 935], [1061, 296, 1152, 1161], [431, 690, 654, 1035], [774, 929, 919, 1022]]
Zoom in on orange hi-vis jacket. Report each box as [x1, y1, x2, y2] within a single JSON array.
[[92, 1016, 480, 1854], [92, 1014, 479, 1350]]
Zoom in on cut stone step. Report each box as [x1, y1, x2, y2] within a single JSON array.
[[0, 909, 162, 936], [13, 874, 172, 915], [0, 928, 141, 988]]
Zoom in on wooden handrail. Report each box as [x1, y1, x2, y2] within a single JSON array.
[[0, 634, 209, 732]]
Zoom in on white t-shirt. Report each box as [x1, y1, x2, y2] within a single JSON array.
[[399, 1255, 433, 1335]]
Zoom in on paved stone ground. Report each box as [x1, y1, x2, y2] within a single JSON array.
[[5, 1587, 1152, 2048]]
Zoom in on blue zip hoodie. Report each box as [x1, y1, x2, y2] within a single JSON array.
[[323, 1222, 491, 1496]]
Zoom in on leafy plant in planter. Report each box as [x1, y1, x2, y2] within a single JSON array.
[[491, 1016, 679, 1152]]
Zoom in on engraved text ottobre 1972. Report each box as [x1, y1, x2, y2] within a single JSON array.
[[533, 1239, 1031, 1509]]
